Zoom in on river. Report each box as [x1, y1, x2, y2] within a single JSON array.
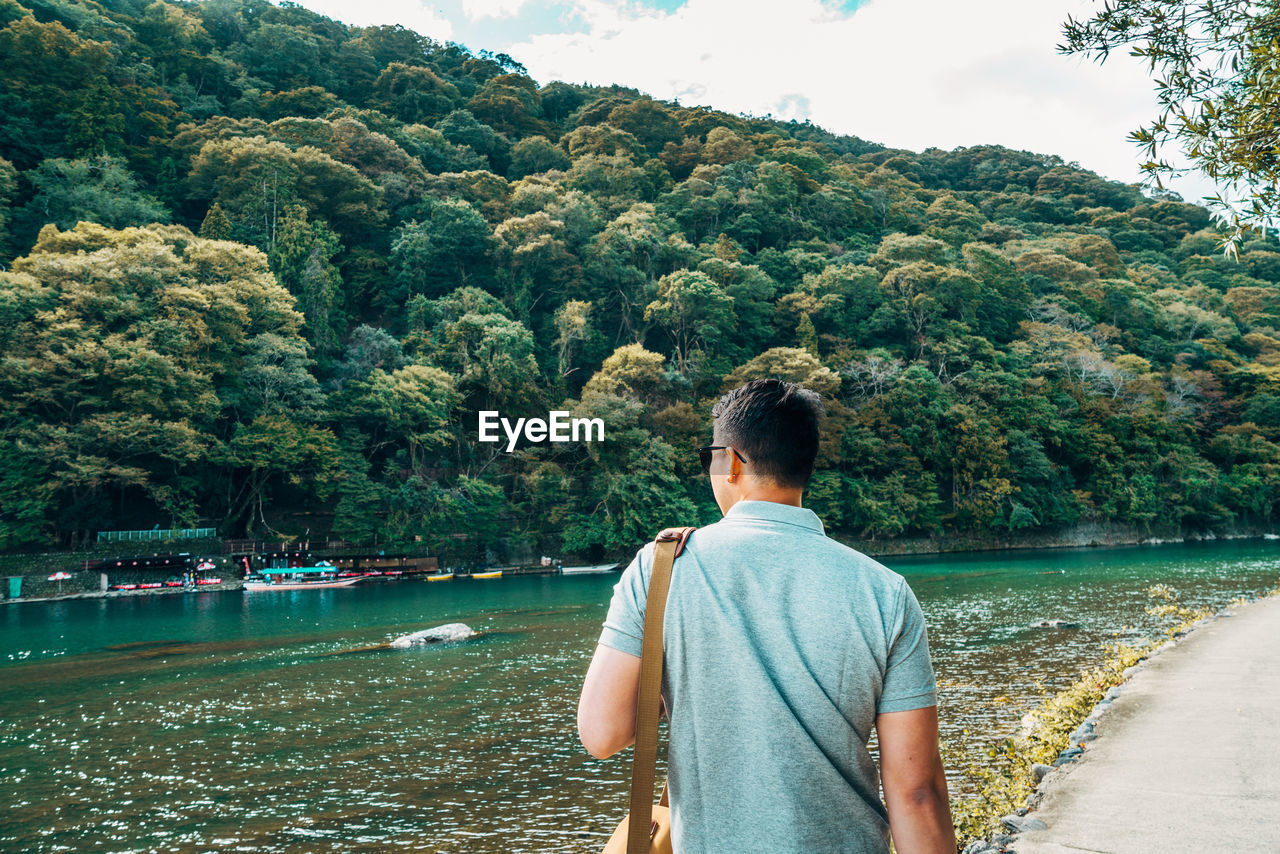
[[1, 539, 1277, 852]]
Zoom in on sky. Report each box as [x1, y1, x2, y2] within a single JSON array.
[[289, 0, 1223, 207]]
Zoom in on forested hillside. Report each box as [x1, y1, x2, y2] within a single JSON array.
[[2, 0, 1279, 559]]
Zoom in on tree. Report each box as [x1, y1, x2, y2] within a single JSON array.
[[960, 242, 1033, 343], [269, 204, 344, 360], [0, 16, 114, 168], [66, 75, 125, 157], [701, 127, 755, 164], [586, 203, 695, 341], [493, 211, 582, 319], [507, 135, 570, 178], [1060, 1, 1280, 255], [386, 474, 505, 558], [330, 324, 406, 388], [435, 109, 509, 170], [567, 153, 652, 217], [721, 347, 842, 398], [580, 343, 671, 409], [329, 442, 386, 545], [563, 344, 696, 553], [467, 73, 547, 137], [5, 0, 1280, 551], [434, 312, 542, 412], [876, 261, 981, 357], [215, 414, 339, 537], [608, 99, 683, 154], [14, 155, 170, 244], [230, 22, 327, 92], [697, 257, 779, 358], [563, 124, 646, 160], [560, 430, 697, 554], [259, 86, 341, 121], [924, 194, 986, 246], [351, 363, 460, 468], [390, 198, 494, 300], [0, 155, 16, 259], [371, 62, 460, 124], [553, 299, 604, 381], [0, 222, 312, 545], [225, 331, 325, 421], [187, 136, 386, 252], [643, 269, 736, 375]]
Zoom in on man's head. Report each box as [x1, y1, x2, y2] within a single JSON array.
[[706, 378, 825, 511]]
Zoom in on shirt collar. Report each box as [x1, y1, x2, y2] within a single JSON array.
[[723, 499, 826, 535]]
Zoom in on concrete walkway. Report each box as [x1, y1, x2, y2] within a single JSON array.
[[1011, 593, 1280, 854]]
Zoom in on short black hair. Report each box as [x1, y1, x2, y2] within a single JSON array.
[[711, 378, 825, 489]]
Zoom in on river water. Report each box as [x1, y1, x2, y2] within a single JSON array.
[[1, 539, 1277, 852]]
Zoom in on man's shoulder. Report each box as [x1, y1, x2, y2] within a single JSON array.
[[683, 518, 908, 589]]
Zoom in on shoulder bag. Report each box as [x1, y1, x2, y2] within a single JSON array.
[[602, 525, 696, 854]]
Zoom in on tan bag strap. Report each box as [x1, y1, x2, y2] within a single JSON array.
[[626, 526, 695, 854]]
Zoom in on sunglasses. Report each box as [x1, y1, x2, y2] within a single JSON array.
[[696, 446, 747, 475]]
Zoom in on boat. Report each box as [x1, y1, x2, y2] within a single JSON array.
[[560, 563, 622, 575], [470, 570, 502, 579], [243, 564, 364, 591], [426, 572, 454, 582]]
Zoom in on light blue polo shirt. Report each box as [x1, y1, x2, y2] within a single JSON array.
[[598, 499, 938, 854]]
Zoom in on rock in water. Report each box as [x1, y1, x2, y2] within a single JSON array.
[[1029, 619, 1080, 629], [390, 623, 477, 647]]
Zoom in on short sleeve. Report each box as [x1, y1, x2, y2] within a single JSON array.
[[597, 542, 651, 658], [877, 579, 938, 714]]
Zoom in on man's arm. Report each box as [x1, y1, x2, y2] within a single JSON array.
[[577, 643, 642, 759], [876, 704, 955, 854]]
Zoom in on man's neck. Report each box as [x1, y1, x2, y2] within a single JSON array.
[[730, 485, 804, 507]]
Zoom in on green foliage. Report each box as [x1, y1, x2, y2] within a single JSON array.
[[372, 63, 460, 125], [643, 269, 736, 375], [0, 154, 15, 259], [1060, 2, 1280, 255], [563, 349, 697, 553], [435, 108, 509, 171], [507, 135, 570, 179], [14, 155, 170, 245], [607, 99, 682, 155], [269, 203, 344, 361], [198, 201, 233, 239], [0, 221, 314, 544], [390, 198, 494, 300], [187, 136, 386, 251]]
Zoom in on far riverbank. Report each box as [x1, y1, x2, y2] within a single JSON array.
[[3, 577, 245, 606], [4, 520, 1278, 605], [846, 519, 1280, 558]]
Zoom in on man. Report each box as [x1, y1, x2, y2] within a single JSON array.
[[578, 378, 955, 853]]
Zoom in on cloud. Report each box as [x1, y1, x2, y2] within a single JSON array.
[[288, 0, 1223, 206], [462, 0, 533, 21], [503, 0, 1178, 188], [294, 0, 456, 41], [775, 93, 811, 122]]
